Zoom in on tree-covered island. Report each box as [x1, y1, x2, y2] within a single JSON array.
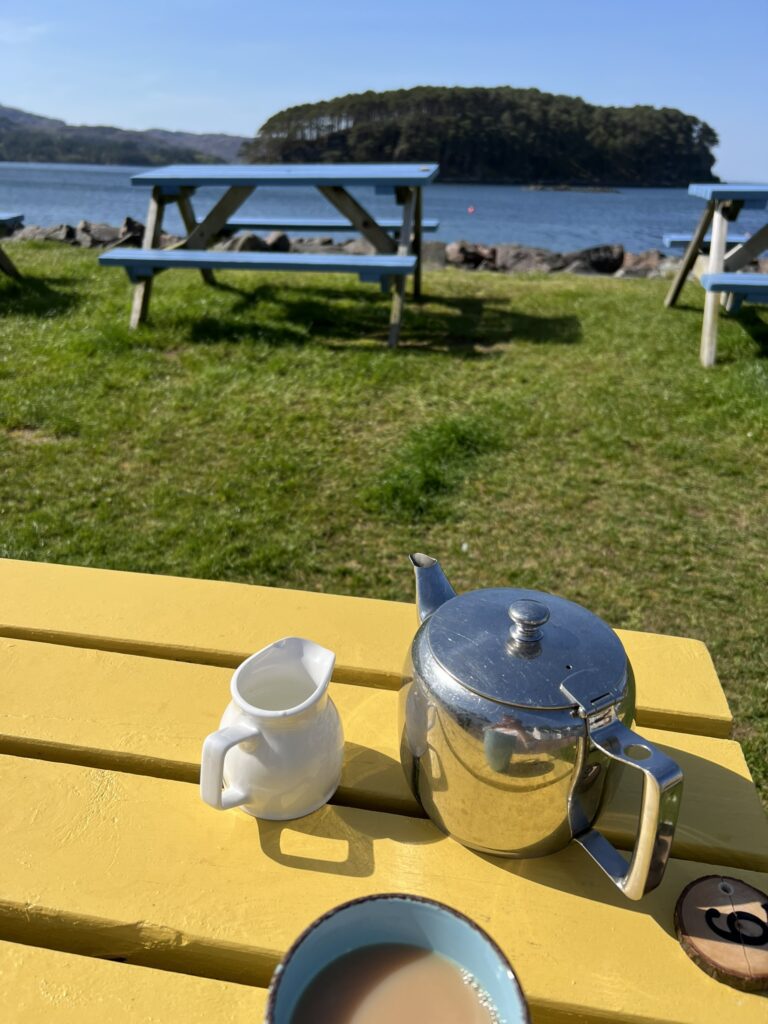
[[244, 86, 718, 186]]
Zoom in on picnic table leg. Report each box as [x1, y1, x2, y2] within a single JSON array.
[[664, 201, 714, 308], [130, 187, 165, 328], [388, 189, 418, 348], [413, 187, 423, 301], [168, 186, 253, 254], [317, 187, 397, 254], [0, 242, 21, 281], [723, 221, 768, 271], [700, 204, 729, 368], [176, 190, 216, 287]]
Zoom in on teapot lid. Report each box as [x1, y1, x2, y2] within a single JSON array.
[[424, 587, 628, 711]]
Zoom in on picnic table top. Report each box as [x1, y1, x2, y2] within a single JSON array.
[[131, 162, 440, 188], [689, 183, 768, 204], [0, 557, 766, 1023]]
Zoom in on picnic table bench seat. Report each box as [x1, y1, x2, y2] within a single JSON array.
[[0, 211, 23, 281], [700, 271, 768, 312], [100, 248, 417, 284], [662, 231, 750, 251], [225, 216, 439, 234]]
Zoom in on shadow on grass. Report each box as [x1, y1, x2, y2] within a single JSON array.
[[0, 275, 79, 317], [737, 306, 768, 358], [186, 281, 582, 355], [669, 301, 768, 360]]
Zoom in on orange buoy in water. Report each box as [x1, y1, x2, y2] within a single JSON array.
[[467, 205, 476, 214]]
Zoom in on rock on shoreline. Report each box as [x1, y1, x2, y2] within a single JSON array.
[[3, 218, 686, 278]]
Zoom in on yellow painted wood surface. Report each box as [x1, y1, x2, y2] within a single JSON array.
[[0, 939, 267, 1023], [0, 558, 732, 735], [0, 754, 765, 1023], [0, 637, 763, 869]]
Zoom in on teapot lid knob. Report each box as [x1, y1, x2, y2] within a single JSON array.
[[508, 599, 550, 644]]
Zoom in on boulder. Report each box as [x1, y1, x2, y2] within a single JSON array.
[[445, 240, 495, 269], [615, 249, 663, 278], [77, 220, 121, 246], [10, 225, 51, 242], [49, 224, 76, 243], [422, 241, 446, 267], [495, 244, 566, 273], [220, 232, 269, 252], [116, 216, 145, 246], [342, 238, 376, 256], [562, 258, 595, 275], [290, 238, 344, 253], [27, 224, 76, 244], [657, 257, 683, 278], [562, 244, 624, 274], [265, 230, 290, 252], [292, 236, 334, 248]]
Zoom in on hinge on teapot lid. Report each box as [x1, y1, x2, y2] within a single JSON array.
[[560, 670, 617, 720]]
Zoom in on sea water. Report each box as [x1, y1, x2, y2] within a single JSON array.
[[3, 161, 765, 252]]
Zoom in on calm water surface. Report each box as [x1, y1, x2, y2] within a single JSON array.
[[1, 162, 765, 253]]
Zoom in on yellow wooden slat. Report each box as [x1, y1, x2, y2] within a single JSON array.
[[0, 754, 765, 1024], [0, 558, 732, 735], [0, 939, 267, 1023], [618, 628, 731, 737], [597, 727, 768, 870], [0, 638, 763, 869]]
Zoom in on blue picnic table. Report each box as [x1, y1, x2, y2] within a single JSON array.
[[100, 163, 439, 347], [0, 212, 24, 281], [664, 183, 768, 366]]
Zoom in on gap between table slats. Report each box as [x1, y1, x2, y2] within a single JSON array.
[[0, 638, 764, 870], [0, 557, 733, 736], [0, 937, 269, 1022]]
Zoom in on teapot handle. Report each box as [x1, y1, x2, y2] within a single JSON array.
[[200, 723, 261, 811], [574, 719, 683, 900]]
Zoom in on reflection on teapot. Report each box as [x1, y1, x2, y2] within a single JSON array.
[[399, 553, 683, 900]]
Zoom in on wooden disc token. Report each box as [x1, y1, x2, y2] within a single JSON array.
[[674, 874, 768, 992]]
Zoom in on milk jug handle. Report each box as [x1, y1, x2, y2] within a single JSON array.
[[200, 723, 261, 810], [574, 719, 683, 900]]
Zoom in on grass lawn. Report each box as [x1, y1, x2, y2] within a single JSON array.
[[1, 242, 767, 804]]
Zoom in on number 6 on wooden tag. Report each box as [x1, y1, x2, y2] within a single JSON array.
[[674, 874, 768, 992]]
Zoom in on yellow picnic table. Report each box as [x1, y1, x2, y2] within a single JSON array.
[[0, 557, 765, 1022]]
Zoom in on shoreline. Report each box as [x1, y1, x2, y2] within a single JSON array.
[[3, 217, 685, 278]]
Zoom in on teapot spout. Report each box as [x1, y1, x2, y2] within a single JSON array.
[[410, 552, 457, 622]]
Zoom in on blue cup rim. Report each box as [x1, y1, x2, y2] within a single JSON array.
[[265, 892, 530, 1023]]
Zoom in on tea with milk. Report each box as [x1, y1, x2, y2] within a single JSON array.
[[289, 943, 498, 1024]]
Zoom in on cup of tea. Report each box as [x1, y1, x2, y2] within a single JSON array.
[[266, 893, 529, 1023]]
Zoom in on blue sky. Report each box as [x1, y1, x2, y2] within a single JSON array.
[[0, 1, 765, 179]]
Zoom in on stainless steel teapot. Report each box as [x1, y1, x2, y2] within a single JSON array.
[[399, 553, 684, 900]]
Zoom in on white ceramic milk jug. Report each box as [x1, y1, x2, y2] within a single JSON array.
[[200, 637, 344, 820]]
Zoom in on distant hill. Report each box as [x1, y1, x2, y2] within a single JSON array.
[[0, 104, 248, 165], [244, 86, 719, 186]]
